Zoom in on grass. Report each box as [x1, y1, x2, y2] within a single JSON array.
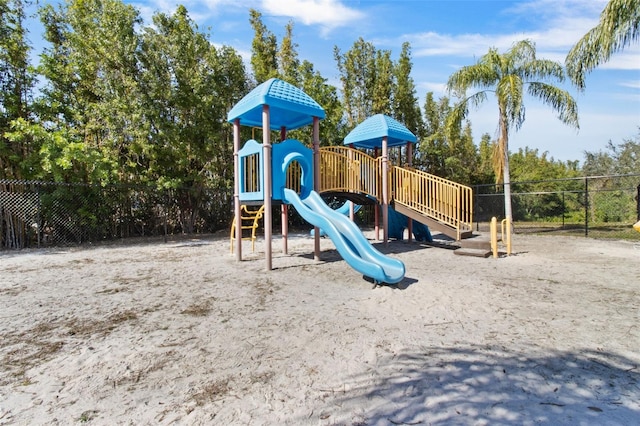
[[476, 221, 640, 241], [515, 222, 640, 240]]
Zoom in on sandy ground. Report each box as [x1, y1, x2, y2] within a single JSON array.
[[0, 230, 639, 425]]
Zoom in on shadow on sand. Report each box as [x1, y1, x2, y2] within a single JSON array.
[[300, 344, 640, 425]]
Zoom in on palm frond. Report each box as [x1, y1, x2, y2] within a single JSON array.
[[527, 82, 580, 129], [497, 74, 525, 131], [566, 0, 640, 89], [447, 59, 499, 96], [521, 58, 565, 82]]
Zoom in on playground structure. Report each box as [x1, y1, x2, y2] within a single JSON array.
[[228, 78, 474, 283]]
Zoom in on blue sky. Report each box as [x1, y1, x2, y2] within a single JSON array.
[[30, 0, 640, 164]]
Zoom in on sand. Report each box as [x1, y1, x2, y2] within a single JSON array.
[[1, 230, 639, 425]]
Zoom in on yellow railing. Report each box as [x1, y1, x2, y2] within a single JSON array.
[[391, 166, 473, 238], [242, 153, 261, 193], [319, 146, 380, 200], [318, 146, 473, 239], [285, 160, 302, 194]]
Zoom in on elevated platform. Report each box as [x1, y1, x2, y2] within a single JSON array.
[[319, 191, 378, 206]]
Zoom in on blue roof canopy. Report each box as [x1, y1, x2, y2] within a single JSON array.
[[227, 78, 325, 131], [344, 114, 417, 148]]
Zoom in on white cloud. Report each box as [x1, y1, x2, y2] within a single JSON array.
[[418, 81, 447, 95], [402, 0, 639, 73], [619, 79, 640, 90], [260, 0, 364, 34], [599, 47, 640, 71]]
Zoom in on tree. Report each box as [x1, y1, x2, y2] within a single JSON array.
[[37, 0, 143, 184], [566, 0, 640, 90], [371, 49, 394, 117], [138, 6, 247, 186], [417, 92, 451, 175], [417, 92, 477, 183], [278, 21, 300, 86], [446, 40, 579, 225], [477, 133, 496, 184], [509, 147, 581, 220], [249, 9, 278, 84], [582, 131, 640, 222], [392, 42, 424, 138], [0, 0, 37, 179], [334, 38, 378, 128], [298, 60, 345, 145]]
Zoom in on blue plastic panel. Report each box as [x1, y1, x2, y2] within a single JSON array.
[[228, 78, 325, 131], [344, 114, 417, 149]]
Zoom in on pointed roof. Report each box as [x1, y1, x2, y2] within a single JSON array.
[[227, 78, 325, 131], [344, 114, 417, 148]]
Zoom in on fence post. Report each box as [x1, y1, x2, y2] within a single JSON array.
[[584, 177, 589, 237], [637, 183, 639, 221], [164, 190, 169, 244], [562, 191, 565, 229], [36, 182, 41, 248]]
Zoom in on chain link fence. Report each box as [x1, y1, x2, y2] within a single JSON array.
[[1, 180, 233, 249], [473, 174, 640, 238], [3, 175, 639, 250]]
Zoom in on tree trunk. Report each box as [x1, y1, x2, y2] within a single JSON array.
[[503, 147, 513, 222]]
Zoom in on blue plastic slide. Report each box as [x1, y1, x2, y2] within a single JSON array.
[[311, 200, 362, 237], [283, 188, 405, 284], [387, 206, 433, 242]]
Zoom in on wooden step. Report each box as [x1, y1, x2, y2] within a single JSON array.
[[458, 234, 493, 250], [454, 247, 492, 258]]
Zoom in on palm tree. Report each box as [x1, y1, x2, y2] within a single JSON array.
[[446, 40, 579, 227], [566, 0, 640, 90]]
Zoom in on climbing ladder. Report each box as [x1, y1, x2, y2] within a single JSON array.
[[230, 205, 265, 253]]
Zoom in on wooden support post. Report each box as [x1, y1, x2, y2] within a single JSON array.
[[280, 126, 288, 255], [263, 106, 272, 270], [233, 119, 242, 261], [313, 117, 321, 261]]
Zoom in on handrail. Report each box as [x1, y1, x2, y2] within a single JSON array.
[[319, 146, 380, 200], [319, 146, 475, 240], [391, 166, 473, 239]]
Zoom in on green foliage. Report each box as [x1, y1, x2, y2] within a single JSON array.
[[37, 0, 144, 184], [1, 0, 37, 179], [416, 93, 478, 184], [246, 11, 344, 146], [334, 38, 424, 152], [137, 5, 246, 190], [582, 132, 640, 223], [298, 60, 345, 145], [446, 39, 579, 220], [249, 9, 278, 84], [477, 133, 496, 184], [334, 38, 379, 128], [566, 0, 640, 90], [591, 190, 635, 222], [583, 131, 640, 177], [278, 21, 300, 86], [392, 42, 424, 138], [509, 147, 582, 220]]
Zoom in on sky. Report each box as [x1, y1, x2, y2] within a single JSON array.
[[28, 0, 640, 164]]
